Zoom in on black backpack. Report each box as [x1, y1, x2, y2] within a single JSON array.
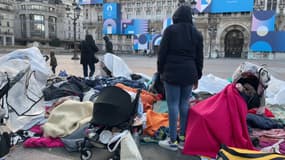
[[0, 128, 11, 158]]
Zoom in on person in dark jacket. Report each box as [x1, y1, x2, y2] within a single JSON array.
[[80, 34, 99, 80], [103, 35, 114, 54], [157, 5, 204, 151], [49, 51, 57, 74]]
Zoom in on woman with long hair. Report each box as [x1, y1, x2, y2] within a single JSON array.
[[80, 34, 99, 80]]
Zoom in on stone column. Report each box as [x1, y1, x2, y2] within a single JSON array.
[[12, 36, 15, 46], [26, 14, 31, 38], [3, 36, 6, 46], [45, 16, 49, 39]]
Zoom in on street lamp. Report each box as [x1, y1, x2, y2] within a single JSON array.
[[66, 1, 81, 60], [208, 14, 218, 59]]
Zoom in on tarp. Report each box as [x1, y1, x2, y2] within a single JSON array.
[[102, 53, 133, 79], [183, 84, 254, 158], [0, 47, 50, 131], [195, 74, 285, 105]]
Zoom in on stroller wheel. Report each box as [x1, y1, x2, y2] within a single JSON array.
[[80, 149, 93, 160]]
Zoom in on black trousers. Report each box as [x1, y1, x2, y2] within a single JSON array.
[[51, 66, 56, 74], [82, 63, 95, 77]]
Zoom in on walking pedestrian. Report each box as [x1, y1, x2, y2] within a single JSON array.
[[49, 51, 57, 75], [157, 5, 204, 151], [103, 35, 114, 54], [80, 34, 99, 80]]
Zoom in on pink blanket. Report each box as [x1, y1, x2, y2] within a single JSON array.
[[183, 84, 254, 158]]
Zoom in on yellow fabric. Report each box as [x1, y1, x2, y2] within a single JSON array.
[[217, 145, 285, 160], [42, 100, 93, 138]]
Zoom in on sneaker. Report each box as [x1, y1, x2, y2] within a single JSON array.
[[178, 141, 184, 150], [158, 138, 178, 151], [178, 135, 185, 150]]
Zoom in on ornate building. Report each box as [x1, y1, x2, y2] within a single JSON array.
[[0, 0, 15, 46], [13, 0, 84, 47], [80, 0, 285, 58], [6, 0, 285, 58]]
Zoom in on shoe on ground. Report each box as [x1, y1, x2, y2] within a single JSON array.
[[158, 138, 178, 151], [178, 135, 185, 150], [178, 141, 184, 150], [89, 76, 95, 80]]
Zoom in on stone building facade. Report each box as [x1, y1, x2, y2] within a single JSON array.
[[13, 0, 84, 47], [0, 0, 15, 46], [5, 0, 285, 58]]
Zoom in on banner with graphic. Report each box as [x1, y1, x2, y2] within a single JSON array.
[[121, 19, 148, 35], [79, 0, 103, 5], [103, 19, 120, 35], [103, 3, 120, 20], [194, 0, 254, 13], [102, 3, 121, 34], [250, 11, 285, 52], [133, 34, 150, 50]]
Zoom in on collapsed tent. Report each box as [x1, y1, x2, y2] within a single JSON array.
[[101, 53, 133, 79], [0, 47, 50, 132]]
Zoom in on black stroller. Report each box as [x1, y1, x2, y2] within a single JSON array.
[[80, 86, 141, 160]]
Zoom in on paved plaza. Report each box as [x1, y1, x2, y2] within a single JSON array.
[[3, 53, 285, 160], [54, 54, 285, 80]]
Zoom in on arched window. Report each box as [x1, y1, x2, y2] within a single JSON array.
[[267, 0, 277, 10], [48, 16, 56, 38], [30, 14, 45, 38], [224, 30, 244, 58]]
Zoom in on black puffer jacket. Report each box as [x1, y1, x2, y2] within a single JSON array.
[[80, 35, 99, 65], [157, 5, 204, 86]]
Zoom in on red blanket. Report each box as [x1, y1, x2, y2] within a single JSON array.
[[183, 83, 254, 158]]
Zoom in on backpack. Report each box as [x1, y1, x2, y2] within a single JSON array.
[[0, 126, 11, 158], [217, 144, 285, 160]]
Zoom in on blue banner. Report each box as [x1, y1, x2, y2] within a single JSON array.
[[103, 3, 120, 20], [121, 19, 148, 35], [79, 0, 103, 5], [102, 19, 120, 35], [194, 0, 254, 13], [250, 11, 285, 52]]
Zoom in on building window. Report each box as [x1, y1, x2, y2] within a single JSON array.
[[48, 16, 56, 38], [267, 0, 277, 10], [30, 14, 45, 38], [136, 9, 141, 15], [7, 21, 9, 27], [98, 15, 102, 22], [126, 35, 131, 39], [20, 14, 26, 37], [0, 36, 3, 45], [166, 9, 172, 15], [146, 9, 151, 15], [49, 7, 55, 12], [85, 9, 88, 19], [6, 37, 12, 45]]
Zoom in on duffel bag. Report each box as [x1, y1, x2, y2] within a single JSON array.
[[217, 144, 285, 160]]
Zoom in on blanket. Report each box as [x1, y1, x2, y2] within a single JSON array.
[[42, 100, 93, 138], [183, 83, 254, 158]]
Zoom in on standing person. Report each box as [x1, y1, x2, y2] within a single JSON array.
[[49, 51, 57, 75], [103, 35, 114, 54], [80, 34, 99, 80], [157, 5, 204, 151]]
